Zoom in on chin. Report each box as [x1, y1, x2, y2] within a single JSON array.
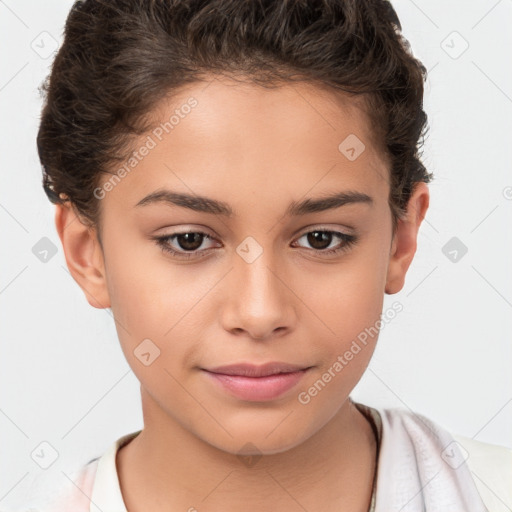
[[200, 421, 313, 458]]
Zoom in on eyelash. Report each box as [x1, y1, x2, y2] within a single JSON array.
[[152, 228, 358, 260]]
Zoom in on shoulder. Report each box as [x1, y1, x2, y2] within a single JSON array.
[[21, 458, 99, 512], [451, 433, 512, 512], [376, 405, 512, 511], [22, 430, 141, 512]]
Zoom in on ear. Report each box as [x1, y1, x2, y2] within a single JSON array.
[[385, 182, 430, 295], [54, 201, 111, 309]]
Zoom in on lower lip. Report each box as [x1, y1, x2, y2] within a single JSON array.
[[203, 369, 309, 401]]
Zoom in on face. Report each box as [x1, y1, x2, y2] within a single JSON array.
[[59, 76, 428, 456]]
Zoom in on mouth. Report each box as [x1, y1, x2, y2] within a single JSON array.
[[201, 362, 312, 401], [203, 361, 311, 377]]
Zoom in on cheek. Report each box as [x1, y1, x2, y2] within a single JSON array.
[[298, 243, 387, 397], [103, 235, 221, 378], [104, 230, 207, 331], [295, 269, 383, 412], [306, 253, 386, 341]]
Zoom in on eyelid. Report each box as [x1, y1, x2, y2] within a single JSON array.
[[294, 223, 355, 238], [154, 224, 217, 236]]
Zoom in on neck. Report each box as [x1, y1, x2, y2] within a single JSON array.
[[117, 394, 377, 512]]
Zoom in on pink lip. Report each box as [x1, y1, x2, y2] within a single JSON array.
[[202, 362, 311, 401]]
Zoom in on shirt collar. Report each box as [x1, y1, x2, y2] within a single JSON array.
[[89, 430, 141, 512]]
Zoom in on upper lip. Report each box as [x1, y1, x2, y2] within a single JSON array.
[[204, 362, 311, 377]]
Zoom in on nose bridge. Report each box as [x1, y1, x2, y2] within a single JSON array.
[[223, 235, 292, 337], [234, 234, 281, 301]]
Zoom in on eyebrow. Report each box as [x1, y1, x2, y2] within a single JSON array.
[[135, 189, 373, 216]]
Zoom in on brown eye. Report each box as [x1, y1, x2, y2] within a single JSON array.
[[173, 232, 206, 251], [153, 231, 217, 260], [306, 231, 334, 250], [294, 229, 358, 256]]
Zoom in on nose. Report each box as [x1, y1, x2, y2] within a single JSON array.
[[220, 248, 296, 341]]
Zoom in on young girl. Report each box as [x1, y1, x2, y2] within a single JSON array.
[[32, 0, 511, 511]]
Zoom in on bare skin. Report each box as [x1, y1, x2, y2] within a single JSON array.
[[55, 76, 429, 512]]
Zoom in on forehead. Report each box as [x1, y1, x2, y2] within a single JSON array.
[[148, 76, 383, 158], [100, 76, 390, 214]]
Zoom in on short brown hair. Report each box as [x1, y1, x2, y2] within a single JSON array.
[[37, 0, 433, 241]]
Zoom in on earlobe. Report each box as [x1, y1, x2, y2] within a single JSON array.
[[54, 202, 111, 309], [385, 182, 430, 295]]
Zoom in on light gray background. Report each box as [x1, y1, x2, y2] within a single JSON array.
[[1, 0, 511, 510]]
